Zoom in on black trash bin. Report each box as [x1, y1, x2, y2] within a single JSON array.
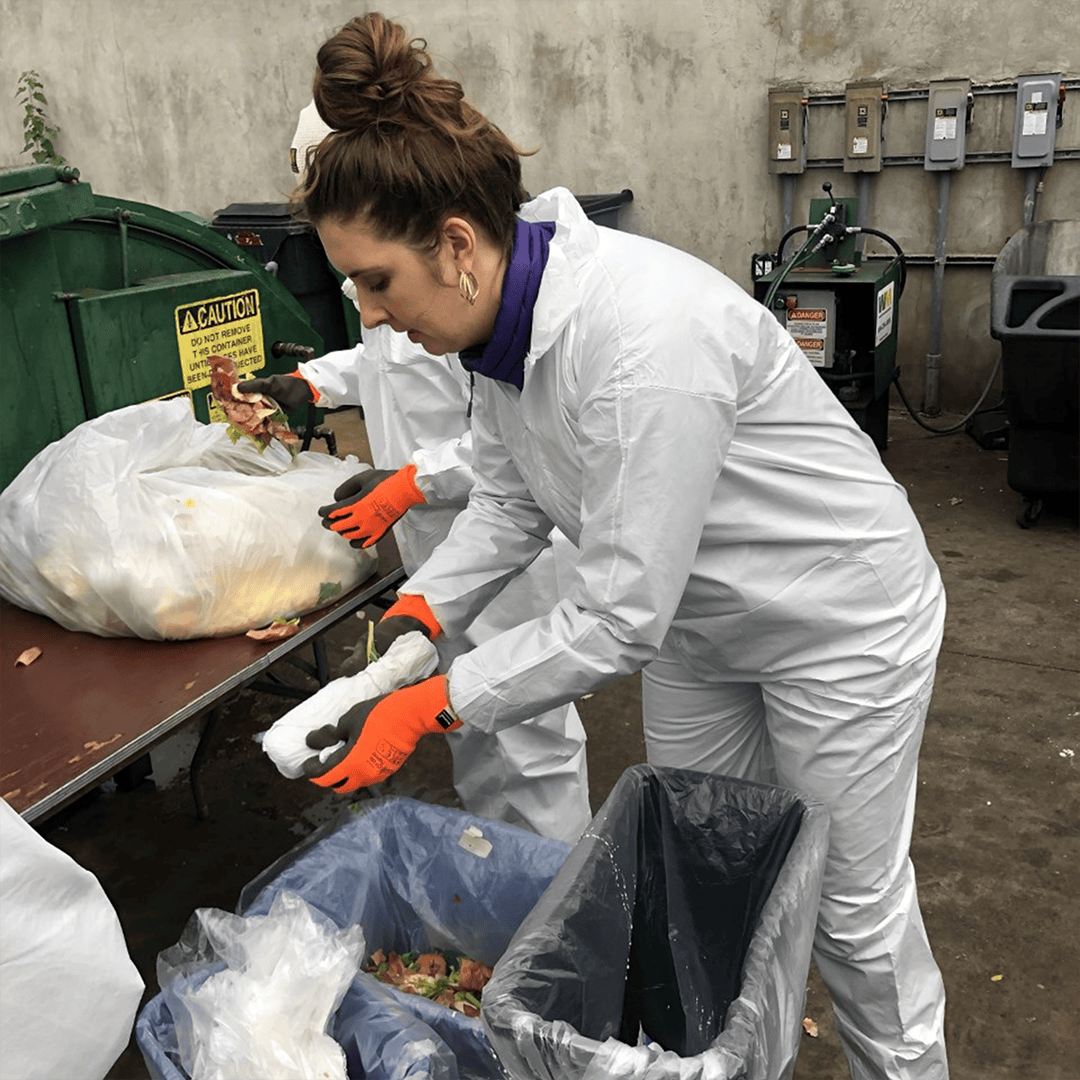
[[210, 203, 355, 353], [576, 189, 634, 229], [482, 765, 830, 1080], [989, 219, 1080, 527]]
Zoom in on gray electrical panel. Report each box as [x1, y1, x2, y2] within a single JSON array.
[[925, 79, 972, 171], [768, 87, 807, 174], [1012, 73, 1061, 168], [844, 81, 884, 173]]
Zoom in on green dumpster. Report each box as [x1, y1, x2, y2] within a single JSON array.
[[0, 164, 323, 490]]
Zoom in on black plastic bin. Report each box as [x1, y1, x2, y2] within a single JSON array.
[[482, 765, 830, 1080], [990, 219, 1080, 527], [210, 203, 354, 353], [576, 189, 634, 229]]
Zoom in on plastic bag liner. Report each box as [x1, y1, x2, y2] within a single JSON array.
[[481, 765, 831, 1080], [136, 797, 571, 1080], [0, 397, 377, 639], [153, 890, 365, 1079]]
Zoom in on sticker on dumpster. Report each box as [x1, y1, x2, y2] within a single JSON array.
[[875, 281, 895, 346], [175, 289, 265, 390], [786, 308, 828, 366]]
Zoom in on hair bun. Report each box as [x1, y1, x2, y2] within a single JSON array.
[[313, 12, 443, 131]]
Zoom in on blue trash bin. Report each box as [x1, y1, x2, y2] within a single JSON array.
[[135, 797, 571, 1080]]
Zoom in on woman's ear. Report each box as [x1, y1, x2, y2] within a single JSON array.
[[440, 216, 477, 269]]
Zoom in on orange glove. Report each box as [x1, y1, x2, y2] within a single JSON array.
[[304, 675, 462, 793], [370, 593, 443, 660], [319, 463, 425, 548]]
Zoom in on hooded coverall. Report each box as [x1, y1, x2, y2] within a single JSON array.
[[296, 332, 592, 846], [400, 188, 949, 1079]]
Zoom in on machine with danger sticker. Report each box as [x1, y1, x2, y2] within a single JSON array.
[[753, 181, 907, 451]]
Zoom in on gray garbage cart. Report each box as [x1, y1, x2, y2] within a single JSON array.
[[989, 219, 1080, 527]]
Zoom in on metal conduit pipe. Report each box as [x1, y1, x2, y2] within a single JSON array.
[[925, 171, 951, 417]]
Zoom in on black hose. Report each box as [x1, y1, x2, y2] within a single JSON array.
[[854, 226, 908, 298], [776, 225, 810, 263], [891, 357, 1003, 435]]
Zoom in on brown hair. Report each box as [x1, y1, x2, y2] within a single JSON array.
[[294, 12, 531, 258]]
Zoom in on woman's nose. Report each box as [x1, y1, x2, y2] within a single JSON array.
[[356, 295, 389, 330]]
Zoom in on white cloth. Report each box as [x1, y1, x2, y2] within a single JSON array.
[[401, 188, 949, 1078], [286, 105, 591, 845], [0, 798, 144, 1080]]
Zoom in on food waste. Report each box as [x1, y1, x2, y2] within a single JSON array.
[[208, 354, 299, 452], [365, 949, 493, 1017]]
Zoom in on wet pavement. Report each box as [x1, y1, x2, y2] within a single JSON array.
[[28, 403, 1079, 1080]]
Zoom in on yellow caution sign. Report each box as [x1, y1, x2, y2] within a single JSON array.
[[175, 288, 265, 390]]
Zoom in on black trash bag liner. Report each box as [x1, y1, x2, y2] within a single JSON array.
[[482, 765, 830, 1080]]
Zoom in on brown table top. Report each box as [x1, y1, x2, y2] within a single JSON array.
[[0, 546, 404, 822]]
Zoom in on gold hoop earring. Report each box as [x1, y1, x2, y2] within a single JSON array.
[[459, 270, 479, 306]]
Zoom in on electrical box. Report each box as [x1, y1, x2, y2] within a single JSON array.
[[924, 79, 972, 171], [768, 87, 807, 174], [1012, 73, 1061, 168], [844, 81, 884, 173]]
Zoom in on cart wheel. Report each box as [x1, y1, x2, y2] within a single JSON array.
[[1016, 498, 1044, 529]]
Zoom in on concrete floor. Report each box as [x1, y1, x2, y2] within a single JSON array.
[[32, 403, 1078, 1080]]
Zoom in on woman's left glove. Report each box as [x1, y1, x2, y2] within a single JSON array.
[[302, 675, 461, 793], [319, 464, 425, 548]]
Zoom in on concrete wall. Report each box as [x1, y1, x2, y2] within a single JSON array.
[[3, 0, 1078, 413]]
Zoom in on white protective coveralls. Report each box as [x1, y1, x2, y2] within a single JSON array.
[[401, 187, 950, 1079], [0, 798, 144, 1080], [295, 331, 592, 845]]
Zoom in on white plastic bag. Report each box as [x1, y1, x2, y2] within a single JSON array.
[[0, 398, 377, 639], [262, 631, 440, 778], [157, 890, 364, 1080], [0, 798, 144, 1080]]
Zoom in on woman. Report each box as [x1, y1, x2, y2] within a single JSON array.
[[238, 104, 592, 847], [298, 13, 948, 1079]]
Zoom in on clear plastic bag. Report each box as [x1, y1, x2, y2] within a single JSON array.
[[156, 890, 365, 1080], [0, 398, 377, 639]]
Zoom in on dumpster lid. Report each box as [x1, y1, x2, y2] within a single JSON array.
[[1, 163, 78, 195]]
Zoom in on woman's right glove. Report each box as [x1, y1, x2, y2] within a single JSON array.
[[302, 675, 461, 793], [237, 372, 318, 413]]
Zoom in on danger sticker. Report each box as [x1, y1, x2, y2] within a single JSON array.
[[794, 337, 826, 364], [175, 289, 265, 390]]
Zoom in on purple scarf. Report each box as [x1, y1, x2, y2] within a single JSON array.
[[460, 218, 556, 391]]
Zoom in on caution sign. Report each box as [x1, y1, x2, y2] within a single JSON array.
[[175, 289, 265, 390]]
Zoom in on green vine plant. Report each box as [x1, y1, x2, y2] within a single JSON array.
[[16, 70, 65, 165]]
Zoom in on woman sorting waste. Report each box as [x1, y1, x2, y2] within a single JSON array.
[[237, 104, 592, 847], [291, 12, 948, 1080]]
